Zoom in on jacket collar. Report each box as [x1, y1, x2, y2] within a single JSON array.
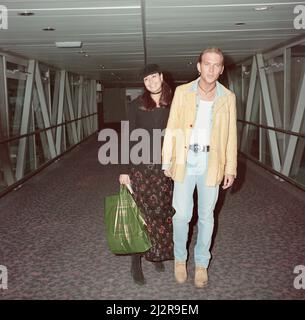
[[188, 77, 228, 97], [187, 77, 231, 114]]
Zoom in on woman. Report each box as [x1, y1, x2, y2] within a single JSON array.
[[119, 64, 174, 285]]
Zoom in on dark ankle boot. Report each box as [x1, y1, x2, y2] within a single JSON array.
[[131, 254, 146, 285], [154, 261, 165, 272]]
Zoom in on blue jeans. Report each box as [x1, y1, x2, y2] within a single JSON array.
[[172, 151, 219, 268]]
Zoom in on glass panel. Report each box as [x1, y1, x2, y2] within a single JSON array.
[[81, 120, 86, 139], [41, 129, 51, 164], [248, 124, 259, 160], [7, 78, 26, 137], [1, 56, 99, 196], [66, 122, 75, 149], [38, 63, 51, 114], [8, 137, 18, 175], [242, 64, 251, 114], [291, 45, 305, 121], [49, 69, 56, 105], [72, 75, 80, 110], [61, 120, 67, 153], [232, 49, 305, 191], [23, 135, 36, 176], [259, 55, 283, 129], [275, 131, 285, 164], [93, 114, 98, 131], [237, 121, 243, 148], [259, 128, 272, 168], [250, 80, 260, 123], [50, 70, 60, 127], [267, 56, 284, 128], [0, 141, 16, 191], [290, 136, 305, 188], [233, 66, 243, 119], [0, 169, 6, 192], [240, 122, 258, 156]]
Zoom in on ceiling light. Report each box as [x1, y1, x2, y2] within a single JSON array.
[[55, 41, 83, 48], [254, 6, 272, 11], [18, 11, 34, 16], [43, 27, 56, 31]]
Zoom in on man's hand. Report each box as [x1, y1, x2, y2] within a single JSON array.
[[119, 174, 131, 185], [163, 169, 171, 178], [222, 174, 235, 189]]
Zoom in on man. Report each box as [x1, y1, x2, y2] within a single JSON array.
[[162, 47, 237, 288]]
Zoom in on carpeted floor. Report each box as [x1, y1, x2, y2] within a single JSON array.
[[0, 134, 304, 300]]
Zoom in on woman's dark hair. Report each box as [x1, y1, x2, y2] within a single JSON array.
[[140, 79, 173, 110]]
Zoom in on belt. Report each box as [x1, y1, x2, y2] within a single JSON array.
[[189, 144, 210, 153]]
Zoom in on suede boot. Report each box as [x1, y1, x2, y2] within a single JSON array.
[[130, 254, 146, 285], [194, 266, 208, 288], [174, 260, 187, 283]]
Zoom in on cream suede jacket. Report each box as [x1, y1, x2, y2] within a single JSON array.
[[162, 78, 237, 186]]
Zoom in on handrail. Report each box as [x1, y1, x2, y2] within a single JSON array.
[[237, 119, 305, 139], [0, 113, 98, 144]]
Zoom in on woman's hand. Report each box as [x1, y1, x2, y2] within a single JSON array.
[[119, 174, 131, 185]]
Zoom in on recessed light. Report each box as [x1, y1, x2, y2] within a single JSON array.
[[43, 27, 56, 31], [55, 41, 82, 48], [235, 22, 246, 26], [99, 65, 105, 69], [83, 53, 89, 57], [18, 11, 34, 16], [254, 6, 272, 11]]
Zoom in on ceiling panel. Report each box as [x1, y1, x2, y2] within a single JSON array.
[[0, 0, 304, 84]]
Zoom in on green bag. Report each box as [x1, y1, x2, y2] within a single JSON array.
[[104, 185, 152, 254]]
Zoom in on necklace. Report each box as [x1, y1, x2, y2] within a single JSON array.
[[150, 89, 162, 95], [198, 82, 216, 95]]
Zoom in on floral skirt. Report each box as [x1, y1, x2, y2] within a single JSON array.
[[130, 164, 175, 262]]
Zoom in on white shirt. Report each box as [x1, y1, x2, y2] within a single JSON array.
[[189, 99, 214, 147]]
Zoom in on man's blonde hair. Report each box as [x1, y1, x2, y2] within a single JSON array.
[[198, 47, 224, 65]]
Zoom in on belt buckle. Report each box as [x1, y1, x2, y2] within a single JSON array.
[[190, 144, 209, 153], [192, 143, 200, 153]]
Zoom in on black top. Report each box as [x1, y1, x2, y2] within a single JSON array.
[[126, 96, 170, 168], [128, 97, 170, 132]]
